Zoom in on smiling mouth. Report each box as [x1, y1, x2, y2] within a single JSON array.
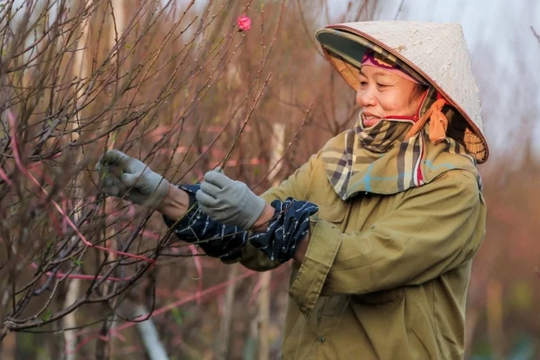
[[363, 115, 380, 121], [361, 111, 382, 119], [361, 112, 382, 126]]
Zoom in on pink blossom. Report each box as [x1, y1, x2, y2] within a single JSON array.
[[237, 14, 251, 32]]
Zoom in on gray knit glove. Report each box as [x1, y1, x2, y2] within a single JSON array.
[[196, 169, 266, 229], [95, 150, 170, 209]]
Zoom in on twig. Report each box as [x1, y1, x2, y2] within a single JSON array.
[[222, 73, 273, 169], [393, 0, 405, 20], [252, 102, 313, 191], [531, 26, 540, 44]]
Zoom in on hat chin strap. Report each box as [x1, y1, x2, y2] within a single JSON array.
[[405, 98, 448, 144]]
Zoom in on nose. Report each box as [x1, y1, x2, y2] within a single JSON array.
[[356, 87, 377, 107]]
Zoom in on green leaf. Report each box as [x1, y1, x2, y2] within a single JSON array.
[[71, 257, 83, 266], [171, 307, 183, 326], [42, 309, 51, 322]]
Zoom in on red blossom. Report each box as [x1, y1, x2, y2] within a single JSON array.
[[237, 14, 251, 32]]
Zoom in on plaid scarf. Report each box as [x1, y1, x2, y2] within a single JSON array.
[[322, 115, 478, 200]]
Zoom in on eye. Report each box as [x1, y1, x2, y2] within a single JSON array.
[[377, 83, 389, 88], [359, 81, 368, 87]]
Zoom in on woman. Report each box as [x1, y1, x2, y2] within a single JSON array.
[[97, 21, 488, 359]]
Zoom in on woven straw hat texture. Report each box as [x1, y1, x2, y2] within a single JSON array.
[[316, 21, 488, 163]]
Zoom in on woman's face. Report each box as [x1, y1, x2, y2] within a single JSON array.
[[356, 66, 424, 128]]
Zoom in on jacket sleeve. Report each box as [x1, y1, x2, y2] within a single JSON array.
[[288, 170, 486, 316], [234, 153, 319, 271]]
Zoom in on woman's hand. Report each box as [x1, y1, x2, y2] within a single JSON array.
[[196, 169, 266, 229], [95, 150, 170, 210]]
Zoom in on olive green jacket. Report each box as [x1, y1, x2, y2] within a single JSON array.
[[237, 148, 486, 359]]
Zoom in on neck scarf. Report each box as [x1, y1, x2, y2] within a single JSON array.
[[322, 112, 479, 200]]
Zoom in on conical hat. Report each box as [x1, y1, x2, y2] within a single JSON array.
[[316, 21, 489, 163]]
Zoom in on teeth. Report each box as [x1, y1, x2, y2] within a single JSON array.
[[359, 112, 380, 123]]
